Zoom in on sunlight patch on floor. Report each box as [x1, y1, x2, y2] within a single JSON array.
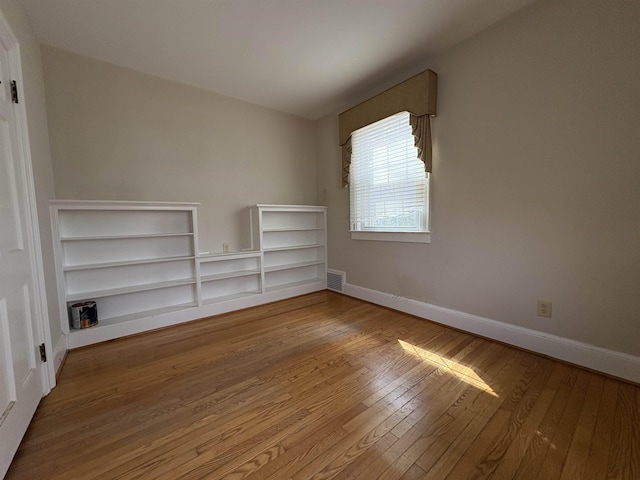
[[398, 339, 498, 397]]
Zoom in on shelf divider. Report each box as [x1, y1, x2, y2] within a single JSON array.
[[263, 243, 323, 252], [60, 232, 194, 242], [67, 278, 197, 302], [200, 270, 261, 282], [64, 255, 195, 272], [264, 261, 323, 273]]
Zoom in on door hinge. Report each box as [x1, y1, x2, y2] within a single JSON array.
[[11, 80, 19, 104], [39, 343, 47, 363]]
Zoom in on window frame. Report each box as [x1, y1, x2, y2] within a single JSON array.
[[348, 112, 431, 244]]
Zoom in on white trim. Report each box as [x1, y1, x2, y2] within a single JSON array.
[[49, 199, 200, 208], [350, 231, 430, 243], [52, 334, 67, 376], [255, 204, 328, 211], [342, 282, 640, 384]]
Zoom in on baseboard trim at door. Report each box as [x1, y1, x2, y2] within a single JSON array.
[[343, 283, 640, 384], [53, 335, 68, 379]]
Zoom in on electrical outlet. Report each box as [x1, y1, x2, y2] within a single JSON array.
[[537, 300, 552, 318], [222, 243, 230, 253]]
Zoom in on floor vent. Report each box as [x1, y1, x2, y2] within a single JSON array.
[[327, 270, 345, 292]]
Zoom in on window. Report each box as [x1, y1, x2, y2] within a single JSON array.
[[349, 111, 430, 242]]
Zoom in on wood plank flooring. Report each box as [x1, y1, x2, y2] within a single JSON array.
[[6, 291, 640, 479]]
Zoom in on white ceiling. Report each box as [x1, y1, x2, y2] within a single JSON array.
[[21, 0, 534, 120]]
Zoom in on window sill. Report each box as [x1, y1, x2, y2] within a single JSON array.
[[349, 231, 431, 244]]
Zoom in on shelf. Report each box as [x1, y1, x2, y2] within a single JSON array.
[[263, 243, 324, 252], [51, 200, 200, 208], [255, 204, 327, 210], [197, 251, 261, 261], [201, 291, 262, 305], [53, 202, 327, 347], [64, 255, 195, 272], [264, 261, 324, 273], [67, 278, 197, 301], [200, 270, 261, 282], [60, 232, 194, 242], [264, 278, 323, 293], [258, 206, 327, 297], [69, 302, 199, 329], [263, 227, 323, 232]]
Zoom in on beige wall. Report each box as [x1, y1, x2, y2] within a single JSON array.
[[19, 0, 640, 360], [0, 0, 60, 348], [42, 47, 317, 253], [317, 0, 640, 356]]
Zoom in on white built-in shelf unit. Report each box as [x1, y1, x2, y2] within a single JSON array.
[[50, 201, 327, 348]]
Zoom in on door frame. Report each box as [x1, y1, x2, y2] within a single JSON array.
[[0, 8, 54, 394]]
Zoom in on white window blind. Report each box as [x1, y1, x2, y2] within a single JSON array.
[[350, 111, 429, 232]]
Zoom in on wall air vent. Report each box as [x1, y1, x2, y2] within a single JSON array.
[[327, 270, 345, 292]]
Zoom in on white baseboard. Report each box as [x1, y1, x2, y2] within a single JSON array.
[[52, 334, 68, 377], [343, 283, 640, 384]]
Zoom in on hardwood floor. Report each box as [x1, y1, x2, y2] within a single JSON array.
[[7, 291, 640, 479]]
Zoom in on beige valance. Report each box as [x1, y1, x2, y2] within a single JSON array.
[[340, 69, 437, 186], [338, 69, 437, 146], [410, 114, 432, 174], [341, 136, 352, 188]]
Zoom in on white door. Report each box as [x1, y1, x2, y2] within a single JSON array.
[[0, 23, 48, 478]]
